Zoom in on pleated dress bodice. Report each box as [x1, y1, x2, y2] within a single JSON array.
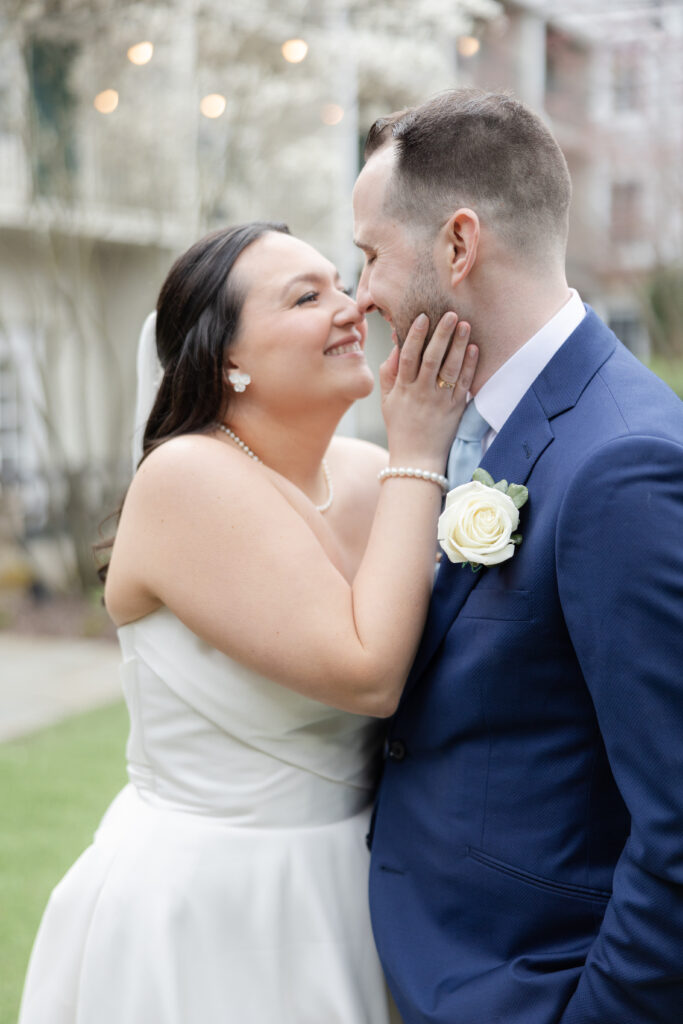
[[118, 605, 382, 825]]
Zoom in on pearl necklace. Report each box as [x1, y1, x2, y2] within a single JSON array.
[[216, 423, 334, 514]]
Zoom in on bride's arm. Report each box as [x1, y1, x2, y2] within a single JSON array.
[[109, 314, 476, 717]]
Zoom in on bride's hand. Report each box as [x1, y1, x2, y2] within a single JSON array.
[[380, 312, 478, 471]]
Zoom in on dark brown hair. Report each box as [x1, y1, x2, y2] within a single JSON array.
[[96, 221, 289, 581], [364, 89, 572, 258], [142, 220, 290, 464]]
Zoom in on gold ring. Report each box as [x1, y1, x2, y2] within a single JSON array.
[[437, 376, 456, 390]]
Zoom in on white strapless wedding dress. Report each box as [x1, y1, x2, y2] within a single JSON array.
[[19, 607, 400, 1023]]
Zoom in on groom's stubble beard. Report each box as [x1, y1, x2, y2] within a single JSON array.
[[393, 249, 454, 350]]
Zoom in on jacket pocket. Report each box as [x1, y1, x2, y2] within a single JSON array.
[[466, 846, 611, 904], [459, 589, 531, 621]]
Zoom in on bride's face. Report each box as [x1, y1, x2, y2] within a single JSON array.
[[227, 233, 373, 416]]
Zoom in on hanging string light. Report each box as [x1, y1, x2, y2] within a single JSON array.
[[321, 103, 344, 125], [281, 38, 308, 63], [127, 42, 154, 65], [94, 89, 119, 113], [200, 94, 227, 118], [457, 36, 480, 57]]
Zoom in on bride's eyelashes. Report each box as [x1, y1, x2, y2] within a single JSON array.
[[294, 285, 353, 307], [295, 291, 319, 306]]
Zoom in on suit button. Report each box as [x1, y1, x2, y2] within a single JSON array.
[[387, 739, 407, 761]]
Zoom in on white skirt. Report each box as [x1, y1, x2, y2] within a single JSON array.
[[19, 784, 400, 1024]]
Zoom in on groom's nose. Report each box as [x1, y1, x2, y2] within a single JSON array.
[[355, 267, 376, 316]]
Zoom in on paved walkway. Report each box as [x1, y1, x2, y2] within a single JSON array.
[[0, 633, 122, 742]]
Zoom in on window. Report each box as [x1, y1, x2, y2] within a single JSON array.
[[608, 312, 646, 357], [610, 182, 641, 243], [26, 37, 79, 198], [0, 354, 21, 483], [613, 50, 641, 113]]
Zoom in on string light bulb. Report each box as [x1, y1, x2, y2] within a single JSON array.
[[281, 39, 308, 63], [200, 93, 227, 119], [457, 36, 480, 57], [127, 41, 154, 65], [94, 89, 119, 114], [321, 104, 344, 125]]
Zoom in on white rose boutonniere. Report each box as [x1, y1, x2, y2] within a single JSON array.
[[438, 469, 529, 571]]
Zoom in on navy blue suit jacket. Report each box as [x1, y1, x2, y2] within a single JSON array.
[[369, 311, 683, 1024]]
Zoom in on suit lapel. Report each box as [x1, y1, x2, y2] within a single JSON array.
[[403, 309, 617, 696], [405, 389, 553, 691]]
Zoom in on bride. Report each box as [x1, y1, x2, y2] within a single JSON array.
[[19, 221, 477, 1024]]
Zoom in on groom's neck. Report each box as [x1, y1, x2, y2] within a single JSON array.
[[467, 269, 571, 395]]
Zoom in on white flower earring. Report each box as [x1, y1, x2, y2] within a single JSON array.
[[228, 368, 251, 393]]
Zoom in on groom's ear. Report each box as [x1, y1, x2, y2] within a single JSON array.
[[439, 208, 480, 287]]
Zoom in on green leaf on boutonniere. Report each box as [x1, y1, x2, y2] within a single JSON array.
[[506, 483, 529, 509], [510, 533, 523, 546], [492, 479, 509, 492], [472, 468, 495, 487]]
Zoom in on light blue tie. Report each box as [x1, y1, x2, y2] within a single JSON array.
[[447, 400, 490, 489]]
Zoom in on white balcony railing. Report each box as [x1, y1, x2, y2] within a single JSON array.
[[0, 126, 195, 248]]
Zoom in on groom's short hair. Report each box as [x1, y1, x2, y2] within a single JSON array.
[[364, 89, 572, 261]]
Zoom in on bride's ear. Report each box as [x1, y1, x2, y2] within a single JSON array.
[[224, 362, 252, 394], [222, 358, 240, 382], [439, 208, 480, 287]]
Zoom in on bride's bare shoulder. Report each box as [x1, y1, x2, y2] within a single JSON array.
[[328, 434, 388, 475], [127, 433, 262, 509], [326, 437, 388, 517], [136, 432, 230, 468]]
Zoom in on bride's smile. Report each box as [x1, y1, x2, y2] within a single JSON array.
[[323, 333, 364, 356]]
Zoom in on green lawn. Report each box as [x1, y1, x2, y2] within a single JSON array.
[[0, 703, 128, 1024]]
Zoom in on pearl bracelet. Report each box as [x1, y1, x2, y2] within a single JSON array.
[[378, 466, 449, 494]]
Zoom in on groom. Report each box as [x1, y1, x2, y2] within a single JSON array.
[[353, 89, 683, 1023]]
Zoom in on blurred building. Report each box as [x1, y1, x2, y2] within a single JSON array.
[[0, 5, 197, 571], [463, 0, 683, 358], [354, 0, 683, 442]]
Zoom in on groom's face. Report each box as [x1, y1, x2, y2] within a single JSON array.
[[353, 146, 452, 347]]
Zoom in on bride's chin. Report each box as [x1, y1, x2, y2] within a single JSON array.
[[356, 375, 375, 399], [344, 366, 375, 400], [298, 366, 374, 408], [337, 380, 374, 405]]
